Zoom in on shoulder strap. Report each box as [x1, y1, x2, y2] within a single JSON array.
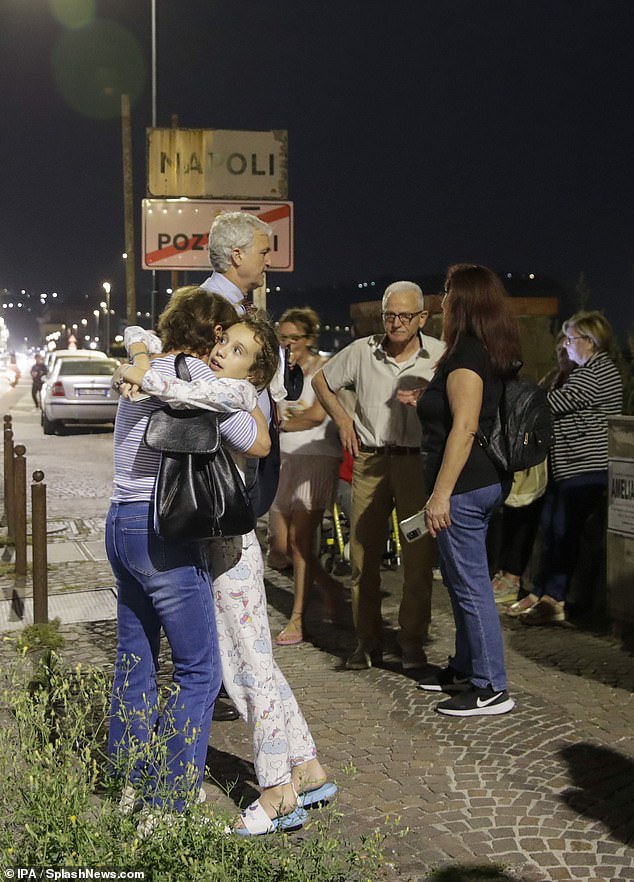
[[268, 389, 280, 430], [174, 352, 192, 382]]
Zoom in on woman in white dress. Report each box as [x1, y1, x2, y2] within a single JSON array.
[[267, 308, 344, 646]]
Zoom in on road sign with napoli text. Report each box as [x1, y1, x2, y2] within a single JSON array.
[[142, 199, 294, 272]]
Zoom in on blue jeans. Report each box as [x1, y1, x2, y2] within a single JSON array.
[[106, 501, 221, 812], [532, 471, 607, 603], [436, 484, 508, 691]]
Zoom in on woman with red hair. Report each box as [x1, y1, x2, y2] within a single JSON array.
[[416, 264, 521, 717]]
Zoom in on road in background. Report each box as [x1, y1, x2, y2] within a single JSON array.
[[0, 377, 114, 521]]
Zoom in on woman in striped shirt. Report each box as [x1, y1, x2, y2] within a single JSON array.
[[520, 311, 623, 625], [107, 288, 270, 821]]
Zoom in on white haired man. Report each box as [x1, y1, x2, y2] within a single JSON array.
[[201, 211, 272, 313], [312, 281, 445, 671]]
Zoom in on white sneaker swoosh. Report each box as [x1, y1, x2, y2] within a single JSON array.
[[476, 692, 504, 708]]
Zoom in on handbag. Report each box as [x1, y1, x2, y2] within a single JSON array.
[[143, 353, 255, 542], [504, 458, 548, 508]]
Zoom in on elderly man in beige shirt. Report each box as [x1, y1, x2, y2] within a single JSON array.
[[312, 281, 445, 671]]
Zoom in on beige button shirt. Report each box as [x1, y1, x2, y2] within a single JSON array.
[[322, 333, 445, 448]]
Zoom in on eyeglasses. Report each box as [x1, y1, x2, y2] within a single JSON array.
[[279, 334, 308, 343], [564, 335, 587, 344], [381, 311, 423, 325]]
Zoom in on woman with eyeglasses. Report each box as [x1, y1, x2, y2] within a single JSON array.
[[518, 310, 623, 625], [267, 307, 345, 645]]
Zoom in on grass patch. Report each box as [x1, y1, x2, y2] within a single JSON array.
[[15, 617, 65, 654], [0, 648, 391, 882]]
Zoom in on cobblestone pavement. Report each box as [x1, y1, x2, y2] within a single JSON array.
[[1, 383, 634, 881]]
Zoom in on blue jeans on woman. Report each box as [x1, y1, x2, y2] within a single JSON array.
[[436, 484, 507, 691], [106, 501, 221, 812]]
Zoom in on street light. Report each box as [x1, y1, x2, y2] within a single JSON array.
[[102, 281, 111, 355]]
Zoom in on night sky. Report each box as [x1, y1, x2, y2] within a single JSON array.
[[2, 0, 634, 344]]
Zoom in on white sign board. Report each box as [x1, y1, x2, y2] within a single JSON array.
[[147, 128, 288, 199], [608, 458, 634, 538], [142, 199, 294, 272]]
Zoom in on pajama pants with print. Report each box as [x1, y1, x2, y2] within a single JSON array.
[[204, 530, 317, 788]]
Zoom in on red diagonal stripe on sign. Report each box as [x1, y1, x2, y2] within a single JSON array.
[[146, 233, 209, 264], [145, 204, 290, 265]]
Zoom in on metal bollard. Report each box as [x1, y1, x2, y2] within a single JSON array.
[[13, 444, 27, 576], [3, 415, 14, 539], [31, 470, 48, 624]]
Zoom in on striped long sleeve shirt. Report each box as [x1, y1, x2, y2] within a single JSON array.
[[547, 350, 623, 482], [111, 354, 257, 503]]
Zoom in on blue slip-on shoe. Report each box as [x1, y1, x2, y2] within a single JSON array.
[[233, 800, 308, 836], [298, 782, 338, 809]]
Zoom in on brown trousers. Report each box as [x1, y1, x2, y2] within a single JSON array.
[[349, 451, 435, 651]]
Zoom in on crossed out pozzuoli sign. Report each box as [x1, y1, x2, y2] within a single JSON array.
[[142, 199, 294, 272], [147, 128, 288, 200]]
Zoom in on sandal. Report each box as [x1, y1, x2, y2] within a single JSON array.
[[506, 593, 538, 617], [298, 782, 338, 809], [275, 619, 303, 646], [233, 799, 307, 836], [491, 572, 520, 604]]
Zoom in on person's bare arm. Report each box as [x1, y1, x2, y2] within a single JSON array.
[[424, 369, 482, 538], [280, 398, 328, 432], [243, 405, 271, 457], [312, 369, 359, 456]]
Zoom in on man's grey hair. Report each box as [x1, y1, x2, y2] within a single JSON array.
[[381, 281, 425, 312], [208, 211, 272, 271]]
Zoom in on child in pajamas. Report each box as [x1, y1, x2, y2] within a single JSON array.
[[123, 315, 335, 835]]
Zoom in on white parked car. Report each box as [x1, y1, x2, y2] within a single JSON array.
[[41, 355, 120, 435], [44, 348, 108, 374], [40, 350, 110, 416]]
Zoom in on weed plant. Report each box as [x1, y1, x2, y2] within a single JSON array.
[[0, 648, 389, 882]]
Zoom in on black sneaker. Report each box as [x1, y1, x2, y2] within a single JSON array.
[[417, 666, 470, 693], [436, 685, 515, 716]]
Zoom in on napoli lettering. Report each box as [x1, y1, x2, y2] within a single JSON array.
[[611, 477, 634, 500], [159, 151, 276, 177]]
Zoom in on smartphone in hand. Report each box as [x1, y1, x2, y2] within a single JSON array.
[[399, 510, 429, 542]]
